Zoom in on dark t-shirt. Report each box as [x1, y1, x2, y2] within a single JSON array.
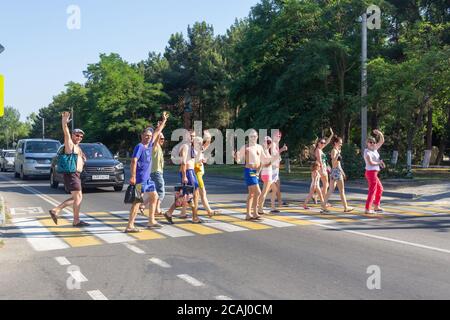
[[132, 142, 153, 184]]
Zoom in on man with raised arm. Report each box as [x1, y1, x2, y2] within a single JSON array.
[[49, 112, 88, 227], [126, 112, 169, 233]]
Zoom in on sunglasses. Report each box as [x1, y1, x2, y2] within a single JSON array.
[[160, 138, 165, 140], [75, 134, 84, 138], [267, 141, 272, 144], [320, 141, 326, 145], [368, 141, 375, 144]]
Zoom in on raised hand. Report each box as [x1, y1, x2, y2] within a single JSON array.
[[373, 129, 382, 136], [62, 111, 71, 123], [162, 111, 169, 121], [281, 144, 288, 152]]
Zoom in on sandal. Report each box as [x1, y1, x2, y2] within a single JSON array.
[[125, 228, 141, 233], [147, 223, 163, 230], [207, 210, 220, 218], [192, 219, 204, 224], [320, 209, 330, 214], [344, 208, 355, 213], [73, 221, 90, 228], [303, 206, 311, 210], [49, 210, 59, 225], [179, 215, 189, 219], [163, 213, 174, 225]]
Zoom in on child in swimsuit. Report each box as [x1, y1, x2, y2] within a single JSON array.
[[303, 163, 325, 210]]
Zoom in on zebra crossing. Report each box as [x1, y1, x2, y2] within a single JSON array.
[[8, 201, 449, 252]]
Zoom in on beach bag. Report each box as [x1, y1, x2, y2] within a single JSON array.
[[57, 147, 78, 174], [174, 184, 194, 208]]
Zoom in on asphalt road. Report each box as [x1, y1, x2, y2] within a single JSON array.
[[1, 170, 450, 300]]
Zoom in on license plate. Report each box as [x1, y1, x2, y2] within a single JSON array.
[[92, 175, 110, 181]]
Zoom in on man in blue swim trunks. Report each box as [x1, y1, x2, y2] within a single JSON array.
[[235, 129, 272, 221], [126, 112, 169, 233], [164, 129, 203, 224]]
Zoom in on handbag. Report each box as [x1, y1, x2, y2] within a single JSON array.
[[57, 147, 78, 174], [124, 184, 144, 204], [174, 184, 194, 208]]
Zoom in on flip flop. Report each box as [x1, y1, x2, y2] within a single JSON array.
[[252, 216, 264, 221], [344, 208, 355, 213], [147, 223, 163, 229], [125, 228, 141, 233], [49, 210, 58, 225], [73, 221, 90, 228], [192, 219, 204, 224], [163, 213, 174, 225], [179, 215, 189, 219]]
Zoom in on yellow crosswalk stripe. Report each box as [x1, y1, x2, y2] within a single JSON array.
[[267, 215, 314, 226], [277, 208, 356, 223], [211, 215, 272, 230], [39, 217, 103, 248], [351, 204, 428, 217], [170, 218, 223, 235], [86, 212, 165, 241]]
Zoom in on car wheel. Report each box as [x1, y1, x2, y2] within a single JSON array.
[[20, 167, 28, 180], [114, 185, 124, 192], [0, 166, 4, 172], [50, 171, 59, 189], [14, 170, 20, 178]]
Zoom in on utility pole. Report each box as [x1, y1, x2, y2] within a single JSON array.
[[42, 118, 45, 140], [71, 106, 74, 131], [361, 5, 381, 150]]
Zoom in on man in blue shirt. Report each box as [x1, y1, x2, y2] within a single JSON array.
[[126, 112, 169, 232]]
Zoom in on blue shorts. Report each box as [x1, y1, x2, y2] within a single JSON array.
[[244, 168, 259, 187], [136, 179, 156, 194], [180, 169, 199, 190], [150, 172, 165, 201]]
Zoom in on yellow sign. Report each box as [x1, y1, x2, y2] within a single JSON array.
[[0, 74, 4, 117]]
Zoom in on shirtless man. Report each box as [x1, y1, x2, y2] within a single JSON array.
[[235, 129, 270, 221], [49, 112, 88, 227], [164, 130, 202, 224]]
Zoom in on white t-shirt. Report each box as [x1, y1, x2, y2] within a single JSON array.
[[364, 149, 380, 171]]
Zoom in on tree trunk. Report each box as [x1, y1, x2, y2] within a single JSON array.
[[422, 107, 433, 168], [436, 105, 450, 165]]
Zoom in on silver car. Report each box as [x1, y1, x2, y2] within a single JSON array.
[[14, 139, 61, 179], [0, 150, 15, 172]]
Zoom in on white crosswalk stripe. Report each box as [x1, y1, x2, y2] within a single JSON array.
[[12, 218, 70, 251]]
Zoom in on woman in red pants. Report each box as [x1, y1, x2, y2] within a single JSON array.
[[363, 130, 386, 214]]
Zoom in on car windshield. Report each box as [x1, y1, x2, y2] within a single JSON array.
[[25, 141, 60, 153], [5, 152, 15, 157], [81, 144, 114, 160]]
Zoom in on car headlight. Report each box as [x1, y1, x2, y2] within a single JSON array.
[[115, 163, 124, 170], [25, 159, 36, 164]]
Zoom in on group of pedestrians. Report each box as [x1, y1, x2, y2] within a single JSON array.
[[49, 110, 386, 231], [304, 129, 385, 215]]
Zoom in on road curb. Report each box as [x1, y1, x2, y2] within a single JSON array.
[[0, 195, 6, 227]]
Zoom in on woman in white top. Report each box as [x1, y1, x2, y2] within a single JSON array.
[[363, 130, 386, 214]]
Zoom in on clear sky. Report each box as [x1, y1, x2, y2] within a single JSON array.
[[0, 0, 258, 121]]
